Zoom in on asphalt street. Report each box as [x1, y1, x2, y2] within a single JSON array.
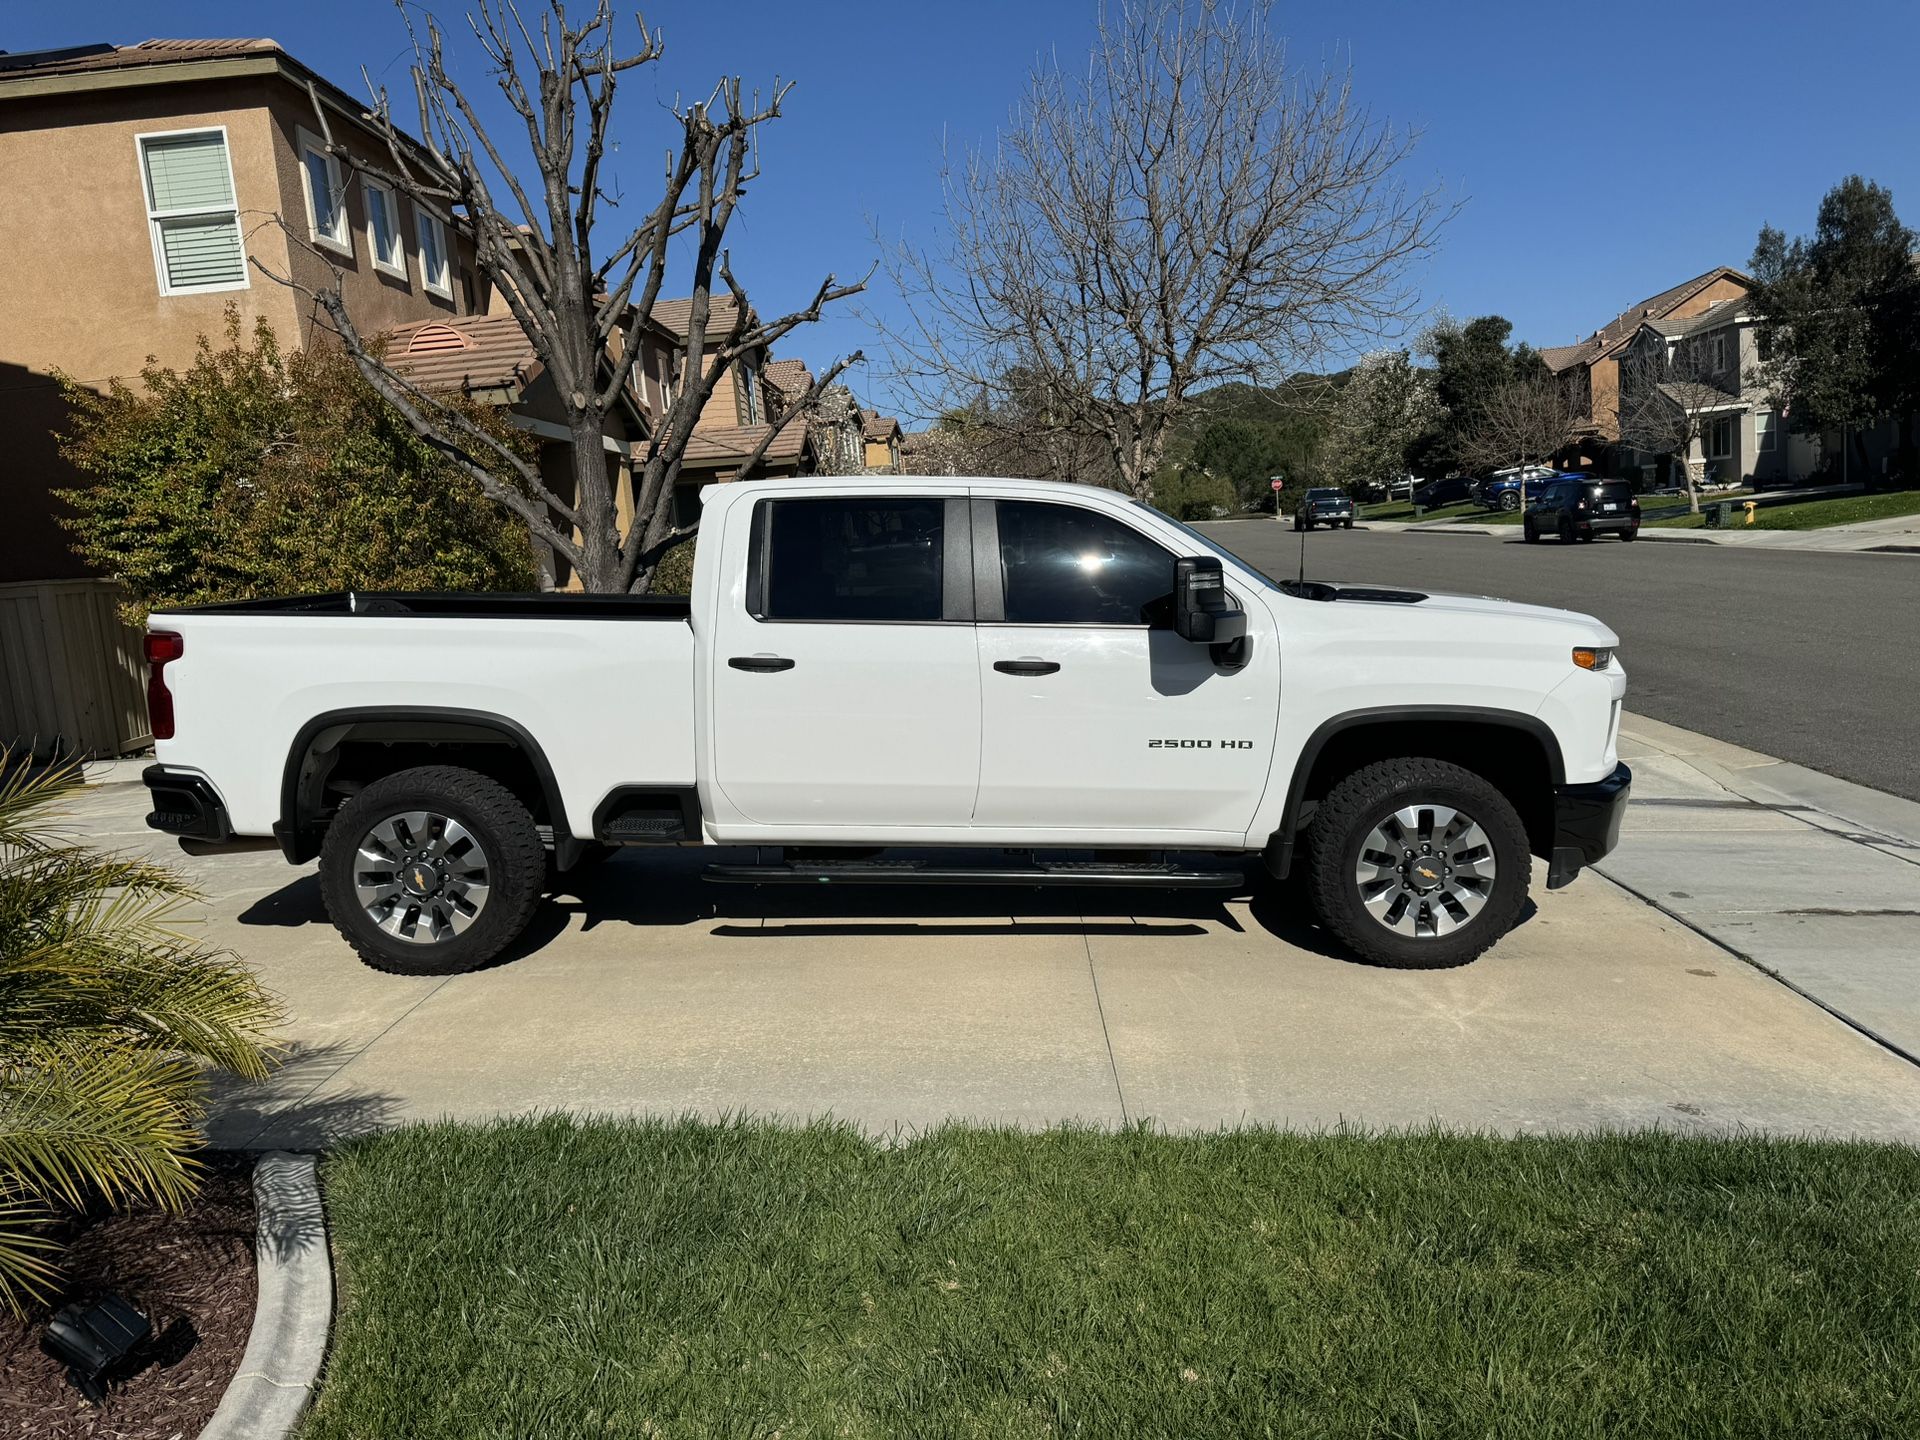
[[1200, 520, 1920, 802]]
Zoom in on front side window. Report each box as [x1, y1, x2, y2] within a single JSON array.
[[763, 496, 943, 622], [364, 179, 405, 276], [138, 129, 246, 294], [997, 500, 1173, 626], [416, 210, 452, 298], [299, 133, 349, 252]]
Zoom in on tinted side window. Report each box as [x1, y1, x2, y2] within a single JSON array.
[[996, 500, 1174, 625], [764, 497, 943, 621]]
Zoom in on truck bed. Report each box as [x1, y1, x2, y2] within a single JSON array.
[[157, 590, 694, 620]]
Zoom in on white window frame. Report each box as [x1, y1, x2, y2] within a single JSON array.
[[134, 125, 248, 297], [414, 206, 453, 300], [296, 127, 352, 257], [362, 177, 407, 279], [1754, 410, 1778, 453]]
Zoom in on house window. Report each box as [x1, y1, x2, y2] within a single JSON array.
[[1708, 333, 1728, 373], [298, 130, 350, 254], [737, 358, 762, 425], [363, 179, 405, 278], [1703, 415, 1735, 459], [137, 128, 247, 294], [415, 209, 452, 299], [1754, 410, 1778, 453]]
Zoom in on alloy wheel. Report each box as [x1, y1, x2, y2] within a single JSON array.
[[353, 810, 492, 944], [1352, 803, 1496, 938]]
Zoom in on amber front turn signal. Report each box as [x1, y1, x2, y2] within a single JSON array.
[[1572, 646, 1614, 671]]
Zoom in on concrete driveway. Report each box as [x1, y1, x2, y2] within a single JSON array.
[[62, 770, 1920, 1148]]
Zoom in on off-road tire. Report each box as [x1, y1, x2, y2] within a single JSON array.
[[1304, 757, 1531, 969], [320, 765, 545, 975]]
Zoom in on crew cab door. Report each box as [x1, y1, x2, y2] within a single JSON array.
[[709, 492, 980, 828], [971, 496, 1280, 837]]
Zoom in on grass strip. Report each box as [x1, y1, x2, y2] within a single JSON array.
[[303, 1118, 1920, 1440]]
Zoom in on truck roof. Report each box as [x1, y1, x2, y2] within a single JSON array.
[[701, 474, 1121, 501]]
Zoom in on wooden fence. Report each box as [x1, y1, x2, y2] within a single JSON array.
[[0, 579, 149, 759]]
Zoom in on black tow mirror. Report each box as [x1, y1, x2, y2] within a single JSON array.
[[1173, 556, 1247, 657]]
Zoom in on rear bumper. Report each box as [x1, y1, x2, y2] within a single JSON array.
[[1578, 514, 1638, 533], [1546, 762, 1631, 889], [142, 765, 231, 842]]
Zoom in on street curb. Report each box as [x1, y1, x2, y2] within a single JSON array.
[[197, 1152, 332, 1440]]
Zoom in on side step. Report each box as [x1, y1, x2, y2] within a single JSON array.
[[704, 859, 1244, 890]]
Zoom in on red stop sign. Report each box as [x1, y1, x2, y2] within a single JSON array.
[[1270, 478, 1283, 491]]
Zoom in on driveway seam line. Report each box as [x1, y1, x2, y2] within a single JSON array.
[[1593, 867, 1920, 1072], [239, 974, 456, 1148], [1082, 932, 1130, 1126]]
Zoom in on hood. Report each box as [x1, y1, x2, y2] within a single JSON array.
[[1308, 581, 1619, 644]]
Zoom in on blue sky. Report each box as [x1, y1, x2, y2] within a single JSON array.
[[16, 0, 1920, 416]]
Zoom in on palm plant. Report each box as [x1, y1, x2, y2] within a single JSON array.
[[0, 755, 281, 1312]]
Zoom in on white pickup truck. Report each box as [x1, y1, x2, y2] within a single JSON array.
[[142, 476, 1630, 975]]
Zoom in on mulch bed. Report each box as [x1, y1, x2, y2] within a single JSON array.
[[0, 1155, 257, 1440]]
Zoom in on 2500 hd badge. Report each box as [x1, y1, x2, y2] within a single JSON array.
[[1148, 739, 1256, 749]]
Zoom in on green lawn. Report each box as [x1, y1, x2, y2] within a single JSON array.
[[1647, 488, 1920, 531], [303, 1118, 1920, 1439], [1359, 499, 1483, 522]]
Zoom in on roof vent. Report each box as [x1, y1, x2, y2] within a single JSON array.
[[403, 323, 476, 355]]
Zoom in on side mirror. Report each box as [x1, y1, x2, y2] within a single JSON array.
[[1173, 556, 1246, 651]]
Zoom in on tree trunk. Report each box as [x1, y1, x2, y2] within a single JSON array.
[[568, 411, 623, 592]]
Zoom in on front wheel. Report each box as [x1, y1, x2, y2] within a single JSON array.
[[1523, 519, 1539, 543], [1304, 757, 1531, 968], [319, 765, 546, 975]]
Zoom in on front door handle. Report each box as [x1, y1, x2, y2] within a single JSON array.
[[993, 659, 1061, 676], [729, 655, 795, 672]]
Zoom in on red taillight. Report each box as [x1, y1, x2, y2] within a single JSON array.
[[145, 630, 183, 741]]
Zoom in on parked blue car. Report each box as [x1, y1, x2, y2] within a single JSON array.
[[1480, 467, 1581, 512]]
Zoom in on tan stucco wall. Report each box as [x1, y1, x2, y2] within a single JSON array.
[[0, 69, 482, 580]]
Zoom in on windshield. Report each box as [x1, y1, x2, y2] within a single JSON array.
[[1130, 501, 1281, 591]]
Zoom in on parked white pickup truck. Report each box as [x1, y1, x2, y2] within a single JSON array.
[[142, 476, 1630, 975]]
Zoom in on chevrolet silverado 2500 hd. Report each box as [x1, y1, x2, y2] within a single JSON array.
[[141, 476, 1630, 975]]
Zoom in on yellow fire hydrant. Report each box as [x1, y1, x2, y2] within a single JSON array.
[[1744, 501, 1758, 525]]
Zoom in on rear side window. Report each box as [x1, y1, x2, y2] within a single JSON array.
[[763, 496, 944, 621], [996, 500, 1173, 625], [1593, 482, 1632, 504]]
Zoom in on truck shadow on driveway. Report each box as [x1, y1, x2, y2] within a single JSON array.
[[233, 851, 1530, 968]]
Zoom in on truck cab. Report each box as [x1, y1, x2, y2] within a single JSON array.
[[143, 476, 1630, 975]]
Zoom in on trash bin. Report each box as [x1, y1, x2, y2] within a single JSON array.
[[1705, 501, 1729, 529]]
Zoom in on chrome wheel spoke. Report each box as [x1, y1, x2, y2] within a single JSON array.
[[354, 808, 491, 945], [1354, 799, 1497, 942]]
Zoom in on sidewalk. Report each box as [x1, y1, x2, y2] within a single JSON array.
[[1361, 513, 1920, 553], [1605, 712, 1920, 1061]]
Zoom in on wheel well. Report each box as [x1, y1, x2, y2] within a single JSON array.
[[280, 712, 561, 863], [1291, 718, 1558, 859]]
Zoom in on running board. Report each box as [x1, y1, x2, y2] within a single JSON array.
[[703, 861, 1244, 890]]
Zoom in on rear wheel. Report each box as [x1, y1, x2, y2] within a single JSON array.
[[1305, 757, 1530, 969], [1621, 526, 1639, 542], [1498, 491, 1521, 512], [1559, 516, 1577, 544], [319, 765, 545, 975]]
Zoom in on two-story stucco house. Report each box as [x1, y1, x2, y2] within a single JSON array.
[[0, 37, 488, 585]]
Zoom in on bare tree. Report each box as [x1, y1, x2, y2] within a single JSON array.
[[1459, 373, 1581, 508], [1618, 330, 1740, 515], [872, 0, 1445, 501], [262, 1, 863, 591]]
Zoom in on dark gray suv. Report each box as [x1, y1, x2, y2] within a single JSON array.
[[1522, 478, 1641, 543]]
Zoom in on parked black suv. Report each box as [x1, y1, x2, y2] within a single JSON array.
[[1522, 477, 1641, 543], [1295, 487, 1356, 530], [1410, 473, 1478, 509]]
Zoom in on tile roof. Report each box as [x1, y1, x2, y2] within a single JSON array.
[[648, 295, 752, 343], [0, 38, 282, 78], [1646, 297, 1746, 339], [681, 416, 809, 468], [762, 358, 814, 403], [384, 314, 540, 395], [1656, 380, 1745, 412], [861, 408, 902, 442], [1538, 266, 1752, 370]]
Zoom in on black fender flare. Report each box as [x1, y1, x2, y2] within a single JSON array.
[[275, 706, 573, 865], [1265, 705, 1566, 878]]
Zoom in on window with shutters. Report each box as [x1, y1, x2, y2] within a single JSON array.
[[736, 357, 762, 425], [297, 128, 351, 255], [137, 128, 247, 296]]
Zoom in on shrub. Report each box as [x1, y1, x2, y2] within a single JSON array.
[[58, 310, 537, 620], [0, 758, 281, 1312], [1151, 468, 1238, 521]]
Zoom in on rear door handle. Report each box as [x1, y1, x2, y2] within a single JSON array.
[[993, 659, 1061, 676], [729, 655, 795, 672]]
